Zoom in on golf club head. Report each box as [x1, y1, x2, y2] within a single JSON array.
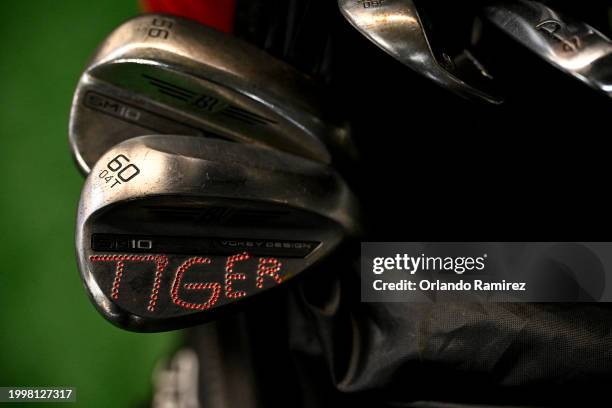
[[484, 0, 612, 97], [338, 0, 502, 104], [76, 135, 360, 332], [69, 13, 352, 175]]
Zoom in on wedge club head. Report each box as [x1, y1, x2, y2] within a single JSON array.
[[338, 0, 502, 104], [484, 0, 612, 97], [70, 13, 352, 175], [76, 135, 360, 332]]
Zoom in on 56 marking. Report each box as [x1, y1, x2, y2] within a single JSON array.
[[147, 17, 173, 39], [99, 154, 140, 188]]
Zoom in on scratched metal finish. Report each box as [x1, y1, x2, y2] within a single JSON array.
[[70, 14, 352, 175], [485, 0, 612, 97], [338, 0, 502, 103], [75, 135, 360, 331]]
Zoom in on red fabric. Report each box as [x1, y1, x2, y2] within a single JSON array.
[[140, 0, 236, 33]]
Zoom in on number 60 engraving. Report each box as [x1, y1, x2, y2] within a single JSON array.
[[99, 154, 140, 188]]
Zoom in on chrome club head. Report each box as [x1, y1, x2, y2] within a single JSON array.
[[338, 0, 502, 104], [70, 13, 352, 175], [484, 0, 612, 97], [76, 135, 360, 331]]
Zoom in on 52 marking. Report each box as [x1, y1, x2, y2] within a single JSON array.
[[99, 154, 140, 188]]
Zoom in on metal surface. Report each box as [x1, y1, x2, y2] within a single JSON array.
[[338, 0, 502, 103], [76, 135, 359, 332], [70, 13, 351, 174], [485, 0, 612, 97]]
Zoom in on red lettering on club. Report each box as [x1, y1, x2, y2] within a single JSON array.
[[256, 258, 283, 289], [89, 254, 169, 312], [225, 252, 250, 299], [90, 253, 286, 312], [171, 257, 221, 310]]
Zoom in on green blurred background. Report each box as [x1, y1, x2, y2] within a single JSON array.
[[0, 1, 180, 406]]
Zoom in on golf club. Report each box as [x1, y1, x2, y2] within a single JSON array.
[[483, 0, 612, 97], [69, 13, 353, 175], [75, 135, 360, 332], [338, 0, 502, 104]]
